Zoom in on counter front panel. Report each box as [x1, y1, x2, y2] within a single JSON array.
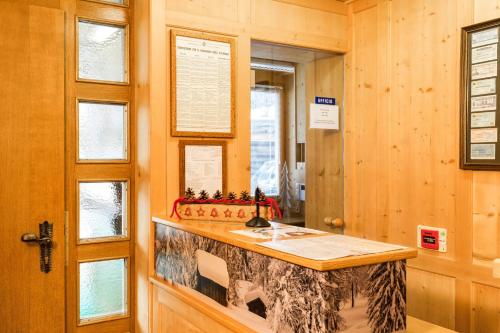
[[154, 222, 408, 333]]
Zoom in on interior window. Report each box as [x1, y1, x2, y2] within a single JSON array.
[[250, 86, 282, 196]]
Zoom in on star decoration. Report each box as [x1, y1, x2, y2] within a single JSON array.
[[196, 207, 205, 217], [184, 207, 192, 217], [210, 208, 218, 217], [223, 209, 232, 218]]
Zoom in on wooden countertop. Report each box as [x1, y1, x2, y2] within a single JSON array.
[[153, 215, 417, 271]]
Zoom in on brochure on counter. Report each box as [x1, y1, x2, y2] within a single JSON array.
[[230, 226, 327, 239]]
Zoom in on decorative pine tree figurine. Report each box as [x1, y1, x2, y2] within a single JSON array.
[[212, 190, 223, 200], [184, 187, 195, 200], [198, 190, 209, 200], [239, 190, 251, 202], [227, 192, 237, 200], [279, 162, 295, 217], [366, 261, 406, 333]]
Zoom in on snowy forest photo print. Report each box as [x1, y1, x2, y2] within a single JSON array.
[[154, 223, 407, 333]]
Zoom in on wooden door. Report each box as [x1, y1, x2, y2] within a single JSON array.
[[0, 2, 65, 332], [304, 55, 345, 232]]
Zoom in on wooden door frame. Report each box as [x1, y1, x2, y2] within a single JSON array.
[[61, 0, 136, 332]]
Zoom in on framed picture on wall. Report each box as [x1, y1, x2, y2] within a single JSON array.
[[460, 18, 500, 170], [170, 29, 236, 138], [179, 140, 227, 196]]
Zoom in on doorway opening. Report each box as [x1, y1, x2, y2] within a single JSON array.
[[250, 41, 344, 231]]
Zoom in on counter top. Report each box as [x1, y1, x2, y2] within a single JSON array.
[[153, 215, 417, 271]]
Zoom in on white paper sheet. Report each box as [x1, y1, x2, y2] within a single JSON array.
[[471, 94, 497, 112], [175, 36, 232, 133], [471, 143, 496, 159], [471, 61, 497, 80], [471, 44, 498, 64], [184, 145, 222, 194], [471, 127, 498, 143], [309, 103, 339, 129], [258, 234, 407, 261], [471, 27, 499, 48], [471, 78, 496, 96], [230, 226, 326, 240], [471, 112, 496, 128]]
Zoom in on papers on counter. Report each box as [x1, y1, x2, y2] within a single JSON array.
[[230, 226, 327, 240], [257, 234, 407, 261]]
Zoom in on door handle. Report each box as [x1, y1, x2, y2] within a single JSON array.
[[21, 221, 53, 273], [324, 217, 344, 228]]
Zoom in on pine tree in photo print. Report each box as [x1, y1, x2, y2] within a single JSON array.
[[366, 261, 406, 333], [226, 246, 251, 305], [266, 261, 345, 333]]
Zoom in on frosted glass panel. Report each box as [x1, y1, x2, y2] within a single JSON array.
[[78, 102, 127, 160], [79, 259, 127, 321], [78, 20, 126, 82], [79, 181, 127, 240]]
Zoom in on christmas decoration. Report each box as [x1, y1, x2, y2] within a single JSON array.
[[184, 187, 196, 200], [198, 190, 209, 200], [212, 190, 223, 200], [239, 190, 251, 202], [278, 162, 296, 218], [170, 189, 282, 223]]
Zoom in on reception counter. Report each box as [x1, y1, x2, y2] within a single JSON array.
[[151, 216, 417, 333]]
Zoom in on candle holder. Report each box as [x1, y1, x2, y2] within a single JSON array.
[[245, 187, 271, 228]]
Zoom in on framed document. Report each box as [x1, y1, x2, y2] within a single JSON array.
[[461, 19, 500, 170], [171, 29, 236, 138], [179, 140, 227, 196]]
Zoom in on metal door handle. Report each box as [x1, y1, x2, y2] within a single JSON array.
[[20, 221, 53, 273], [21, 233, 39, 243], [21, 233, 52, 244]]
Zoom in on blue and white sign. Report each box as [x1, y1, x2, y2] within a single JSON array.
[[315, 96, 336, 105]]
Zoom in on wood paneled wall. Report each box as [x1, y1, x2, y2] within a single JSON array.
[[140, 0, 348, 331], [345, 0, 500, 331], [148, 0, 348, 216]]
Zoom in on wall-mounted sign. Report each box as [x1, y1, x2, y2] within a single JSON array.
[[171, 29, 236, 138], [460, 19, 500, 170], [315, 96, 336, 105], [309, 103, 339, 130], [179, 140, 227, 196]]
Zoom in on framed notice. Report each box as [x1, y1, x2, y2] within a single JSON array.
[[179, 140, 227, 196], [461, 19, 500, 170], [171, 29, 236, 138]]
